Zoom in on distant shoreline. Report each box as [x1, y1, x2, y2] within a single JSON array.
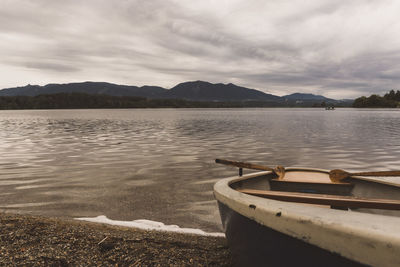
[[0, 92, 351, 110]]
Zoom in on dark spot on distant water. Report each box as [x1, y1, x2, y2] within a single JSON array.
[[276, 212, 282, 217], [249, 204, 256, 209]]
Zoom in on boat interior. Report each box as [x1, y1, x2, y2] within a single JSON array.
[[229, 168, 400, 217]]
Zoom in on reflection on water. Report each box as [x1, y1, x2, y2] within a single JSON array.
[[0, 108, 400, 231]]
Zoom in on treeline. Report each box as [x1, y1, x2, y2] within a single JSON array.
[[0, 93, 147, 109], [0, 92, 289, 109], [353, 90, 400, 108], [0, 92, 354, 109]]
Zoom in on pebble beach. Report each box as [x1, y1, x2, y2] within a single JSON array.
[[0, 212, 232, 266]]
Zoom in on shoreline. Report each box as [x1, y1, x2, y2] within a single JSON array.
[[0, 212, 232, 266]]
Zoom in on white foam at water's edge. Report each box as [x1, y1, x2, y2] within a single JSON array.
[[75, 215, 225, 237]]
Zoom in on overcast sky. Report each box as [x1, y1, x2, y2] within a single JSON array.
[[1, 0, 400, 98]]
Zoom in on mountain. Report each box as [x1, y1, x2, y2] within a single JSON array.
[[0, 81, 344, 105], [0, 81, 281, 102], [166, 81, 281, 101], [0, 82, 167, 98], [282, 93, 331, 101]]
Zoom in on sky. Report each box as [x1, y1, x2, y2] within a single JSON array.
[[1, 0, 400, 99]]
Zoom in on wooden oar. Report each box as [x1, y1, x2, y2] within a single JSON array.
[[215, 159, 285, 179], [329, 169, 400, 183]]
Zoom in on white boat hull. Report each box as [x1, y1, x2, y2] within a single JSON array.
[[214, 169, 400, 267]]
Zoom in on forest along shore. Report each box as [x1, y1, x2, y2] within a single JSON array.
[[0, 213, 232, 266]]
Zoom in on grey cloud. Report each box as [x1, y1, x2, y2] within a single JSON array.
[[0, 0, 400, 98], [24, 62, 80, 72], [277, 2, 344, 26], [160, 16, 298, 63]]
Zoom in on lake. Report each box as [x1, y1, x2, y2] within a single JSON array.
[[0, 108, 399, 232]]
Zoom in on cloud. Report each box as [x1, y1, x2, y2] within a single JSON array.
[[24, 62, 80, 72], [0, 0, 400, 98]]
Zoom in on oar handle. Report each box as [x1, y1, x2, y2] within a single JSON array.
[[350, 171, 400, 177], [215, 159, 274, 172]]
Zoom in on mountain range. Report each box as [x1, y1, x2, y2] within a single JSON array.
[[0, 81, 345, 104]]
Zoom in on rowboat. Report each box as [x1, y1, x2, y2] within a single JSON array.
[[214, 159, 400, 267]]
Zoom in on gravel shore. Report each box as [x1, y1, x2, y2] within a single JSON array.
[[0, 213, 232, 266]]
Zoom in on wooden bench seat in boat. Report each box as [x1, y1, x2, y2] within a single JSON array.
[[238, 188, 400, 210], [269, 179, 354, 196]]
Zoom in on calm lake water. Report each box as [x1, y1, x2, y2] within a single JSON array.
[[1, 108, 400, 232]]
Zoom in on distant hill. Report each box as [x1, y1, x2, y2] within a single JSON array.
[[166, 81, 281, 101], [280, 92, 352, 107], [283, 93, 331, 101], [0, 81, 282, 102], [0, 81, 346, 105], [0, 82, 167, 98]]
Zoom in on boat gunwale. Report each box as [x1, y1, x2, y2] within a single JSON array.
[[214, 168, 400, 267]]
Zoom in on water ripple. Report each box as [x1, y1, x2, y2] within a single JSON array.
[[0, 108, 400, 231]]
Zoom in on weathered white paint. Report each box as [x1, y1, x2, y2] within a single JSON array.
[[214, 169, 400, 267]]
